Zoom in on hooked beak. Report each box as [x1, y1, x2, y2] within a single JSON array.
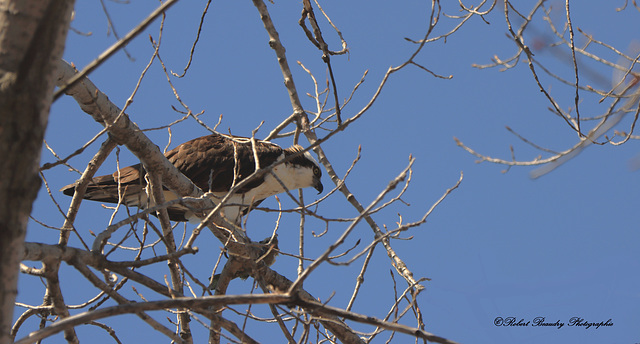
[[313, 177, 323, 194]]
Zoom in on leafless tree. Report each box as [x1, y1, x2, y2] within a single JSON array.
[[0, 1, 75, 344], [454, 0, 640, 177], [6, 1, 638, 344]]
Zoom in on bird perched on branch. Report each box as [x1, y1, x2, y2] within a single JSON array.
[[61, 133, 323, 224]]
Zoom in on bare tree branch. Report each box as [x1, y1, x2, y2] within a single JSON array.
[[0, 1, 75, 343]]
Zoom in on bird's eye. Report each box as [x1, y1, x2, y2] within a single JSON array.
[[313, 167, 320, 176]]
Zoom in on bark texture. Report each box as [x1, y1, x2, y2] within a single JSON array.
[[0, 1, 74, 343]]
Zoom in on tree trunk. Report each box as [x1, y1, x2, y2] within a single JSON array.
[[0, 1, 74, 343]]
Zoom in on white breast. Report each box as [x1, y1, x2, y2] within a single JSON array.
[[133, 155, 315, 225]]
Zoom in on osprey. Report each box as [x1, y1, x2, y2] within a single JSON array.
[[61, 133, 323, 224]]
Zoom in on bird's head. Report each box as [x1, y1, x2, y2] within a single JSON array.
[[283, 145, 323, 194]]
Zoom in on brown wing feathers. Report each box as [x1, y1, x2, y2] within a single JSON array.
[[61, 133, 284, 204], [60, 164, 146, 205]]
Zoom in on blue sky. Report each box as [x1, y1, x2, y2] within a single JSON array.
[[18, 1, 640, 343]]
